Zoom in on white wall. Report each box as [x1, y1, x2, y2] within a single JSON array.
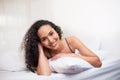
[[30, 0, 54, 23], [51, 0, 120, 53], [0, 0, 120, 53], [0, 0, 31, 52], [0, 0, 30, 28]]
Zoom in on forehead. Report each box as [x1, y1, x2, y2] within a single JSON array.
[[37, 24, 54, 37], [39, 24, 53, 31]]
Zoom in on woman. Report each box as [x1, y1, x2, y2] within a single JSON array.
[[22, 20, 102, 76]]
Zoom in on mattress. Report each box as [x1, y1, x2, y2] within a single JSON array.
[[0, 53, 120, 80]]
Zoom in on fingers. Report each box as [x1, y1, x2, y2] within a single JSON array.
[[38, 43, 44, 53], [38, 43, 42, 48]]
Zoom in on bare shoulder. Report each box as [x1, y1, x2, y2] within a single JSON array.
[[66, 36, 79, 42], [65, 36, 80, 47]]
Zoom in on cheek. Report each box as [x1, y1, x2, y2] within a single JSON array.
[[54, 33, 59, 38]]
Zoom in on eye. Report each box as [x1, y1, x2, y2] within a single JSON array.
[[49, 31, 54, 36], [41, 37, 46, 42]]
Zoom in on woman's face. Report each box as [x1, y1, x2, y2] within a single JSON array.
[[37, 24, 60, 49]]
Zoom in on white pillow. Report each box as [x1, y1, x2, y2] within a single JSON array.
[[49, 57, 93, 73], [0, 27, 26, 71], [0, 51, 26, 71]]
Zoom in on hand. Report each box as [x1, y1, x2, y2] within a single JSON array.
[[38, 43, 44, 53]]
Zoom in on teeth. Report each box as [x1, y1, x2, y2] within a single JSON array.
[[51, 42, 56, 47], [52, 43, 56, 46]]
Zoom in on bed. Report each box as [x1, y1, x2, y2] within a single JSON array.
[[0, 28, 120, 80], [0, 51, 120, 80]]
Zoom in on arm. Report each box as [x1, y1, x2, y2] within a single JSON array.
[[51, 52, 101, 67], [51, 36, 102, 67], [37, 43, 51, 76], [70, 36, 102, 67]]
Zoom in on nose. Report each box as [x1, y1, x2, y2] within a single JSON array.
[[48, 37, 54, 43]]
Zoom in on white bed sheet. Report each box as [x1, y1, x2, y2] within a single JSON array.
[[0, 53, 120, 80]]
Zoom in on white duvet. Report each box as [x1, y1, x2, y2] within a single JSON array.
[[0, 52, 120, 80]]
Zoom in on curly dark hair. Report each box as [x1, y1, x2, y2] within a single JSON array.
[[22, 20, 63, 72]]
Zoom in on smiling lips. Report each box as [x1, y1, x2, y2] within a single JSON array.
[[49, 41, 57, 47]]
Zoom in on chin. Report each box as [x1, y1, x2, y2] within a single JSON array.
[[51, 43, 59, 50]]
